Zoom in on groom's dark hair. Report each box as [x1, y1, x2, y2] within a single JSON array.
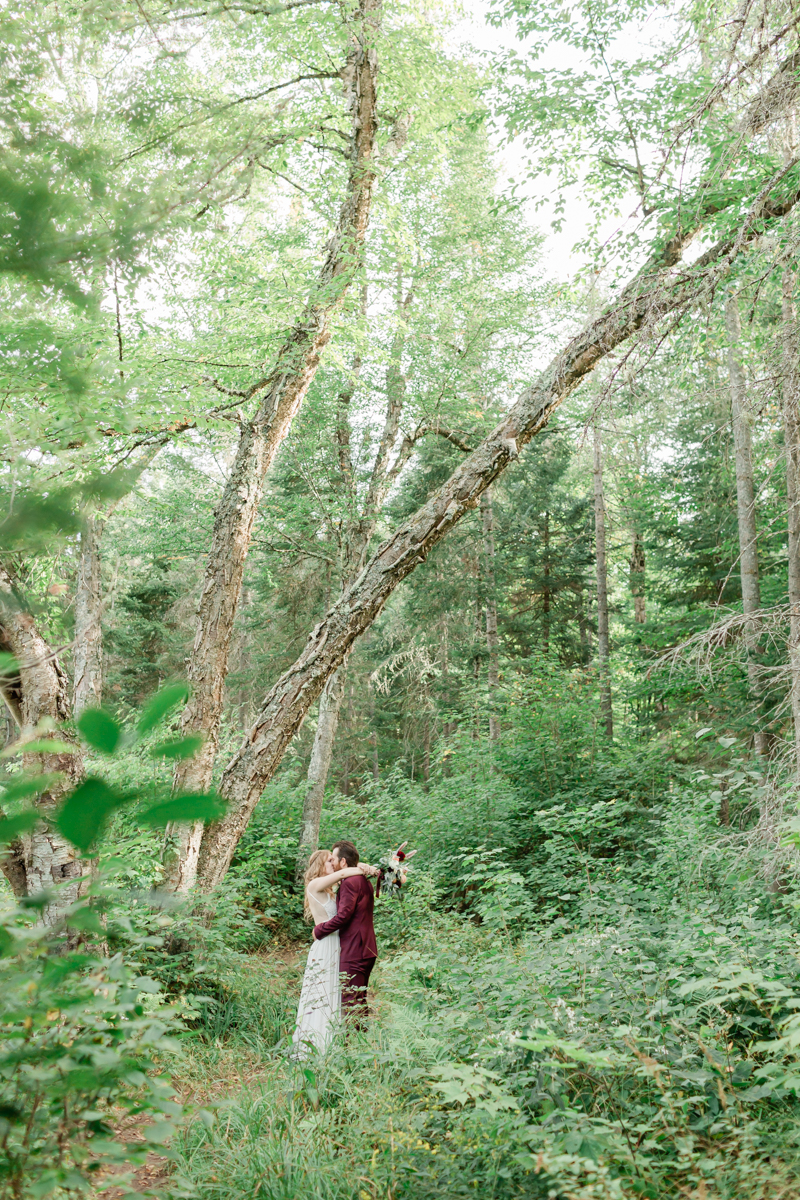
[[332, 840, 359, 867]]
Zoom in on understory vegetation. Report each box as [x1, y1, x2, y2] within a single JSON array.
[[5, 700, 800, 1199], [4, 0, 800, 1195]]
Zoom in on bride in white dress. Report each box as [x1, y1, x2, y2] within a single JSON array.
[[292, 849, 373, 1057]]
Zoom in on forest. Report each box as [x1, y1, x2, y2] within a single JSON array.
[[3, 0, 800, 1196]]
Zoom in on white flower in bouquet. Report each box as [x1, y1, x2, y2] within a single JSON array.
[[376, 842, 417, 897]]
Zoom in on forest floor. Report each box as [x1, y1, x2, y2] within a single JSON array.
[[128, 910, 800, 1200]]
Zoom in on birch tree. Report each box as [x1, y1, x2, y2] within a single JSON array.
[[162, 0, 382, 890], [192, 160, 800, 889], [0, 566, 86, 921]]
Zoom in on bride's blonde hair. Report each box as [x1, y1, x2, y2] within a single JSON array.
[[303, 849, 331, 921]]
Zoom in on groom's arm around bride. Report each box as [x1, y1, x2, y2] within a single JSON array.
[[313, 841, 378, 1026]]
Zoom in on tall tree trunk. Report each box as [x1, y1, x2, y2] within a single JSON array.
[[472, 593, 483, 740], [542, 509, 551, 653], [0, 566, 86, 920], [162, 0, 381, 892], [481, 488, 500, 742], [371, 730, 379, 781], [73, 439, 168, 719], [629, 529, 646, 624], [191, 167, 800, 890], [577, 582, 589, 661], [782, 266, 800, 772], [593, 419, 613, 738], [294, 276, 411, 860], [423, 712, 430, 786], [296, 663, 347, 876], [726, 292, 769, 757], [73, 516, 104, 716]]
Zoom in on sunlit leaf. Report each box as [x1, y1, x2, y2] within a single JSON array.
[[149, 734, 203, 760], [77, 708, 122, 755], [140, 792, 226, 827], [137, 683, 190, 735]]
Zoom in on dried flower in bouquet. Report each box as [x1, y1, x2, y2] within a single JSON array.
[[376, 842, 417, 897]]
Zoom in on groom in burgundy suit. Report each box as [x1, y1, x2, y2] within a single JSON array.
[[313, 840, 377, 1025]]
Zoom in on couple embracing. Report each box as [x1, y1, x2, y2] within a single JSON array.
[[292, 839, 379, 1057]]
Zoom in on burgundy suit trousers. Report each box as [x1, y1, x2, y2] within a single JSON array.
[[340, 955, 376, 1027]]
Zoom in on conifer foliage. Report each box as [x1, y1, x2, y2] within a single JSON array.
[[3, 0, 800, 1196]]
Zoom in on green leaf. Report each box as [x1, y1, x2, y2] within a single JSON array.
[[0, 653, 18, 678], [137, 683, 190, 735], [77, 708, 122, 754], [55, 778, 127, 853], [0, 811, 39, 844], [66, 907, 104, 934], [140, 792, 226, 828], [1, 739, 77, 758], [0, 490, 81, 553], [0, 927, 17, 957], [149, 734, 203, 761], [19, 891, 53, 911], [0, 774, 60, 804]]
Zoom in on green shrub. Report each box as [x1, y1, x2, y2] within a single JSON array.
[[0, 894, 185, 1199]]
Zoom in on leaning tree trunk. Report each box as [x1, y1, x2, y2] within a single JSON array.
[[162, 0, 381, 893], [190, 163, 800, 890], [593, 418, 613, 738], [726, 292, 769, 757], [295, 279, 411, 865], [0, 566, 86, 921], [480, 488, 501, 743], [73, 516, 104, 716], [782, 266, 800, 772]]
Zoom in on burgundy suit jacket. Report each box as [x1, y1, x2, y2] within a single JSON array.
[[313, 874, 377, 964]]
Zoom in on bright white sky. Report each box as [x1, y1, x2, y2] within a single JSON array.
[[446, 0, 652, 286]]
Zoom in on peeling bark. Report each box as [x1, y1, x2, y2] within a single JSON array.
[[192, 168, 800, 890], [0, 565, 85, 918], [726, 292, 769, 757], [162, 0, 381, 892]]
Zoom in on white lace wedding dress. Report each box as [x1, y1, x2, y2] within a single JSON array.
[[291, 890, 342, 1057]]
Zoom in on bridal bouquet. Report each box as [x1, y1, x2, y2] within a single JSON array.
[[376, 842, 417, 897]]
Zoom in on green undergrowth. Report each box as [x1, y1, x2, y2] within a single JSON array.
[[167, 879, 800, 1200]]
